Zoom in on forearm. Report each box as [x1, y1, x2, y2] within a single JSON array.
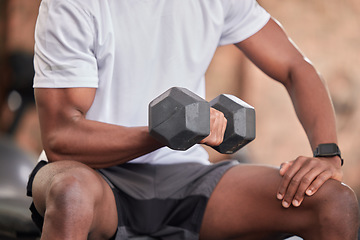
[[285, 60, 338, 151], [35, 88, 163, 168], [43, 119, 164, 168]]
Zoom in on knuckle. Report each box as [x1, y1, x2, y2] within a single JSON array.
[[289, 178, 301, 186], [295, 156, 306, 162], [297, 156, 313, 165], [316, 174, 328, 183], [213, 109, 221, 117], [301, 176, 312, 185], [283, 173, 292, 182], [309, 158, 320, 166]]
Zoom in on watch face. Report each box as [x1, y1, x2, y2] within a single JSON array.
[[314, 143, 343, 166], [316, 143, 340, 156]]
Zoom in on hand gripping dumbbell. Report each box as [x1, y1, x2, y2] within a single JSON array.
[[148, 87, 255, 154]]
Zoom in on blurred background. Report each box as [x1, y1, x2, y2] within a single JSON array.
[[0, 0, 359, 238]]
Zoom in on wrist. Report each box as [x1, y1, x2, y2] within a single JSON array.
[[318, 155, 343, 167], [313, 143, 344, 166]]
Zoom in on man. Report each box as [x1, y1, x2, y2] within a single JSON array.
[[27, 0, 359, 239]]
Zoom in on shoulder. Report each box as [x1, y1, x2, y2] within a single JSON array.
[[222, 0, 267, 17], [40, 0, 103, 17], [37, 0, 108, 33]]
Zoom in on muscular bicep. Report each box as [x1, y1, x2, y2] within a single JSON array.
[[235, 18, 310, 86], [35, 88, 96, 155]]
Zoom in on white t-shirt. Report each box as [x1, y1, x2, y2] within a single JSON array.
[[34, 0, 270, 164]]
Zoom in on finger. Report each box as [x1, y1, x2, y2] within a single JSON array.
[[277, 160, 301, 201], [200, 108, 227, 146], [213, 109, 227, 142], [305, 170, 333, 197], [277, 161, 293, 200], [281, 158, 321, 208], [216, 113, 227, 145], [282, 157, 333, 208], [277, 157, 311, 207], [291, 168, 323, 207], [279, 161, 293, 176], [206, 109, 225, 145], [281, 168, 311, 208]]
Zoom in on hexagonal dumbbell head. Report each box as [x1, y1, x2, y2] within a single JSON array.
[[209, 94, 256, 154], [149, 87, 210, 150]]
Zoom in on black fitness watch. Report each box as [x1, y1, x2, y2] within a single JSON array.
[[313, 143, 344, 166]]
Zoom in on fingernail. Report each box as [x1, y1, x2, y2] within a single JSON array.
[[306, 189, 313, 196], [292, 199, 300, 207], [277, 193, 283, 200], [282, 201, 290, 208]]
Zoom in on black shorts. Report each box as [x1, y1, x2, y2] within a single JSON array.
[[27, 160, 238, 239]]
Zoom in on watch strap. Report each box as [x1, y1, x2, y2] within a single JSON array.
[[313, 143, 344, 166]]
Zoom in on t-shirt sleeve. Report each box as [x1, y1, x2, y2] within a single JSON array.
[[219, 0, 270, 46], [33, 0, 98, 88]]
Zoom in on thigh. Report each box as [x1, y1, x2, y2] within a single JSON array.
[[199, 164, 318, 240], [31, 160, 118, 239]]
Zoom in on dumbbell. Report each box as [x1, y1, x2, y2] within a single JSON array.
[[148, 87, 255, 154]]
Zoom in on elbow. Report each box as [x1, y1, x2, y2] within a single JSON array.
[[44, 150, 63, 163], [44, 151, 63, 163], [43, 132, 70, 162], [283, 58, 320, 91]]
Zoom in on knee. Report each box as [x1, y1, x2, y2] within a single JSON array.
[[313, 180, 359, 232], [46, 168, 102, 217]]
